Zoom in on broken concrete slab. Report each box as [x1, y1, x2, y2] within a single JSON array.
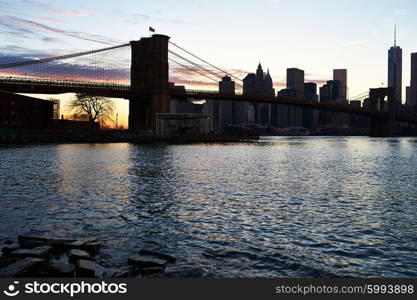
[[0, 256, 19, 268], [76, 259, 96, 277], [18, 235, 75, 249], [141, 266, 165, 276], [128, 254, 167, 268], [0, 257, 43, 277], [11, 246, 51, 258], [18, 235, 47, 249], [75, 260, 111, 278], [2, 243, 20, 256], [68, 249, 91, 263], [48, 260, 75, 278]]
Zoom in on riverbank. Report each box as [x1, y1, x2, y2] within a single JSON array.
[[0, 129, 259, 144]]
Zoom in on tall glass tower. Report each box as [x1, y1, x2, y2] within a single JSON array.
[[388, 26, 403, 110]]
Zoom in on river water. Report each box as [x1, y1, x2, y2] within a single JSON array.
[[1, 137, 417, 277]]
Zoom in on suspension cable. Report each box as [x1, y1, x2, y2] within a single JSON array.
[[0, 43, 130, 70], [169, 41, 243, 83]]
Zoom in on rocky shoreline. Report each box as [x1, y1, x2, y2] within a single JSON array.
[[0, 235, 183, 278]]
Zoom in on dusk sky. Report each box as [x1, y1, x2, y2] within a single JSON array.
[[1, 0, 417, 127]]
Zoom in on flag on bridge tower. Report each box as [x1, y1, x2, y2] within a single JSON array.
[[149, 27, 156, 33]]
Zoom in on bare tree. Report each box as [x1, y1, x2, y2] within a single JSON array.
[[68, 94, 115, 127]]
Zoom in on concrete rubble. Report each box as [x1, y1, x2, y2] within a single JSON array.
[[0, 235, 181, 278]]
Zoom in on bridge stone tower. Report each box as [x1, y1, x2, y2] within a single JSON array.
[[369, 87, 396, 137], [129, 34, 170, 132]]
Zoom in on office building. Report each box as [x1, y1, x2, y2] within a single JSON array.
[[241, 64, 275, 125], [408, 52, 417, 108], [303, 82, 319, 128], [333, 69, 347, 101], [286, 68, 304, 127], [388, 28, 403, 109]]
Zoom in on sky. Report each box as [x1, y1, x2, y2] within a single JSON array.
[[1, 0, 417, 127]]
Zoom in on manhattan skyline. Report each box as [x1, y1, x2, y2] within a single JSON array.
[[1, 0, 417, 127]]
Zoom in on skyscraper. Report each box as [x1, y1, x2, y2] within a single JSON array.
[[242, 64, 275, 125], [333, 69, 347, 102], [319, 80, 344, 126], [218, 76, 235, 126], [304, 83, 318, 128], [287, 68, 305, 99], [388, 27, 403, 109], [287, 68, 304, 126], [409, 52, 417, 108]]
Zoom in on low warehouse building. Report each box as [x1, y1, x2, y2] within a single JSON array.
[[0, 90, 52, 129]]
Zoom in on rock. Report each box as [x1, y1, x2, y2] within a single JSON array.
[[111, 266, 132, 278], [18, 235, 47, 249], [82, 242, 102, 255], [0, 257, 43, 277], [48, 260, 75, 278], [75, 260, 110, 278], [79, 237, 97, 244], [2, 243, 20, 256], [18, 235, 74, 249], [68, 249, 91, 263], [139, 249, 176, 263], [68, 240, 85, 248], [3, 239, 14, 245], [76, 259, 96, 277], [128, 254, 167, 268], [0, 256, 19, 268], [48, 239, 76, 250], [11, 246, 51, 258], [66, 239, 102, 255], [93, 263, 113, 278], [141, 266, 165, 276]]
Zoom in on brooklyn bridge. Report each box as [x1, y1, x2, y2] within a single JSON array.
[[1, 34, 416, 137]]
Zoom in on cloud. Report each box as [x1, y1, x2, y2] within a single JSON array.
[[342, 40, 369, 47], [34, 17, 72, 25], [42, 37, 61, 43], [0, 17, 34, 36], [20, 0, 91, 17], [0, 15, 122, 45], [0, 46, 53, 58]]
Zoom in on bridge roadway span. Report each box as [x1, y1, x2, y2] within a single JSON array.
[[1, 77, 417, 124]]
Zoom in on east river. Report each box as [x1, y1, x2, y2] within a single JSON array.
[[1, 137, 416, 277]]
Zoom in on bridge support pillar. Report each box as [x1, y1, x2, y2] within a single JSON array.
[[129, 34, 170, 133], [369, 88, 396, 137]]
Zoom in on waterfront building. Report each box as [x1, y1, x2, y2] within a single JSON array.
[[0, 90, 52, 130]]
